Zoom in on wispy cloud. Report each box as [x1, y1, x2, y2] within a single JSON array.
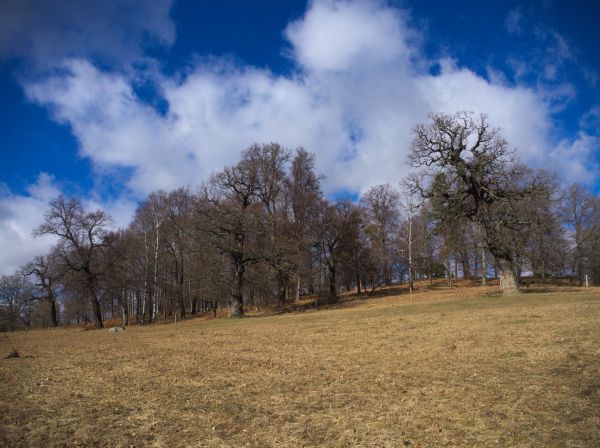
[[505, 8, 522, 35]]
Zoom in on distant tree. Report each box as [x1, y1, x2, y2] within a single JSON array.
[[133, 191, 170, 323], [201, 148, 264, 318], [360, 184, 400, 286], [337, 203, 367, 294], [247, 143, 295, 309], [164, 187, 194, 319], [397, 185, 423, 292], [34, 196, 112, 328], [560, 183, 598, 283], [0, 274, 35, 330], [22, 252, 62, 327], [579, 195, 600, 285], [314, 200, 356, 302], [514, 180, 567, 284], [409, 112, 550, 295], [285, 148, 323, 299]]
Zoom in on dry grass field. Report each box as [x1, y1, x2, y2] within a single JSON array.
[[1, 283, 600, 447]]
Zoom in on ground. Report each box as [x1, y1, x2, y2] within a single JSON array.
[[1, 282, 599, 447]]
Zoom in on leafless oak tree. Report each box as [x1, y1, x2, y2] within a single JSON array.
[[409, 112, 550, 295]]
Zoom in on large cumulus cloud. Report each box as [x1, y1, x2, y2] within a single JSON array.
[[1, 0, 598, 274]]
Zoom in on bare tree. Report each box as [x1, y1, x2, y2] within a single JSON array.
[[201, 149, 264, 318], [361, 184, 400, 286], [285, 148, 323, 300], [22, 252, 62, 327], [561, 183, 597, 283], [409, 112, 550, 295], [34, 196, 112, 328], [248, 143, 294, 308], [165, 187, 194, 319], [314, 200, 355, 302], [0, 274, 35, 330]]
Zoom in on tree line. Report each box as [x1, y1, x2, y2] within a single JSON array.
[[2, 112, 599, 330]]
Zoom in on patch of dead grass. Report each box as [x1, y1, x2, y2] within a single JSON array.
[[1, 284, 600, 447]]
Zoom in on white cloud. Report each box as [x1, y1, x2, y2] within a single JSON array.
[[19, 0, 599, 193], [0, 173, 138, 276], [83, 196, 138, 231], [0, 173, 59, 276], [3, 0, 598, 274], [284, 0, 415, 72], [550, 132, 599, 185]]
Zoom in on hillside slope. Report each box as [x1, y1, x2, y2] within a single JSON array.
[[1, 287, 599, 447]]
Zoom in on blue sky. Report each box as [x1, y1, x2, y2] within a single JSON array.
[[0, 0, 599, 274]]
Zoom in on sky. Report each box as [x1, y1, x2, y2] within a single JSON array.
[[0, 0, 599, 275]]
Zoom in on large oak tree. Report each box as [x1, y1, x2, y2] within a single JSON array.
[[409, 112, 550, 295]]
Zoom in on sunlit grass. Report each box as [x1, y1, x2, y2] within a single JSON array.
[[1, 283, 599, 447]]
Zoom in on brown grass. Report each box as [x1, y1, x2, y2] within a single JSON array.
[[1, 283, 599, 447]]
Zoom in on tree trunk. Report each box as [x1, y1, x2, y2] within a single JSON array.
[[497, 257, 520, 295], [461, 253, 471, 279], [121, 301, 129, 327], [454, 254, 458, 279], [136, 290, 142, 323], [383, 261, 391, 286], [147, 292, 153, 323], [48, 295, 58, 327], [481, 247, 487, 286], [178, 295, 186, 319], [230, 262, 245, 318], [276, 270, 287, 309], [328, 265, 337, 301], [91, 295, 104, 329]]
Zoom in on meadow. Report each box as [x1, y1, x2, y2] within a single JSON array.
[[1, 283, 599, 447]]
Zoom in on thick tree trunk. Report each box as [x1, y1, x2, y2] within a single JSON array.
[[230, 262, 245, 318], [178, 294, 186, 319], [91, 295, 103, 329], [121, 301, 129, 327], [48, 295, 58, 327], [276, 270, 287, 309], [497, 257, 520, 295]]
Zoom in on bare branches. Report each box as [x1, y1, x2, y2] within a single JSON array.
[[33, 196, 112, 328], [408, 111, 555, 294]]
